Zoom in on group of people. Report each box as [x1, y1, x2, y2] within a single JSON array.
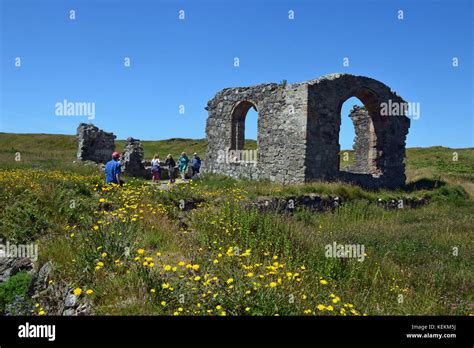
[[105, 151, 202, 185], [149, 152, 202, 184]]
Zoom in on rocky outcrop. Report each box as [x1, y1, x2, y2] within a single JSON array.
[[1, 259, 93, 316], [0, 257, 33, 283]]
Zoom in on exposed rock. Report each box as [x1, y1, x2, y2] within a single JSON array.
[[76, 123, 116, 164], [376, 196, 430, 209], [250, 195, 341, 213], [75, 303, 92, 316], [0, 257, 33, 283], [64, 293, 78, 308], [28, 261, 52, 296], [0, 259, 94, 316], [62, 308, 76, 316], [248, 194, 430, 214], [4, 295, 32, 316]]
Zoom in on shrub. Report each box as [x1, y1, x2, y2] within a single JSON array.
[[0, 271, 32, 313], [431, 185, 469, 205]]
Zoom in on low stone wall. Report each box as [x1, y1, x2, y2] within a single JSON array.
[[248, 194, 430, 213]]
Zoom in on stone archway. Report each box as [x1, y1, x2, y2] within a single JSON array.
[[306, 74, 410, 188], [203, 73, 410, 188], [336, 90, 386, 177]]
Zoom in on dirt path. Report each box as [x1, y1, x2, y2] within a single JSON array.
[[145, 178, 189, 190]]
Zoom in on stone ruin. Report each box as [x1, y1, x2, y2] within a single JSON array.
[[203, 73, 410, 189], [345, 105, 372, 174], [121, 137, 149, 178], [76, 125, 151, 179], [76, 123, 116, 164]]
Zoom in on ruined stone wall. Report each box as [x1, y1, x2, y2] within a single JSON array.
[[76, 123, 116, 164], [198, 73, 409, 189], [121, 137, 149, 178], [346, 106, 373, 174], [305, 74, 410, 188], [203, 82, 308, 183]]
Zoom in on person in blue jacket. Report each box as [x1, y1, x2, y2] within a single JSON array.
[[104, 152, 123, 185]]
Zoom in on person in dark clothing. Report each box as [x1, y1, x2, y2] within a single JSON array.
[[191, 152, 201, 178], [164, 154, 176, 184]]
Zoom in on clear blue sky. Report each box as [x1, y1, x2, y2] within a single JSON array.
[[1, 0, 472, 149]]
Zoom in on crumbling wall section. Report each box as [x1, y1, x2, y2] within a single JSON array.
[[121, 137, 149, 178], [76, 123, 116, 164], [346, 105, 373, 174], [203, 82, 308, 183], [306, 74, 410, 188]]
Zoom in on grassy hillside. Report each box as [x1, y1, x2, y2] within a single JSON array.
[[0, 133, 209, 165], [1, 132, 472, 193], [0, 132, 472, 316]]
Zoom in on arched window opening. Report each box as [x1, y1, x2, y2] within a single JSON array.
[[230, 100, 259, 164], [339, 97, 363, 172], [338, 95, 380, 175], [244, 107, 258, 150]]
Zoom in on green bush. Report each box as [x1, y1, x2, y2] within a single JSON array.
[[431, 185, 469, 205], [0, 271, 32, 313]]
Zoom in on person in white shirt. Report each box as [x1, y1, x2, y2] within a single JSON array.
[[151, 155, 161, 183]]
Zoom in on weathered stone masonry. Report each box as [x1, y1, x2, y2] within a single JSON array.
[[76, 123, 116, 164], [122, 137, 149, 178], [203, 73, 410, 189], [76, 125, 152, 179]]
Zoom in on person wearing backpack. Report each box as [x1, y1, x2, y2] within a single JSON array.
[[191, 153, 201, 178]]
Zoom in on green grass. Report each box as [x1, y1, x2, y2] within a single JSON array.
[[0, 132, 209, 168], [0, 132, 472, 316], [2, 132, 472, 182]]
